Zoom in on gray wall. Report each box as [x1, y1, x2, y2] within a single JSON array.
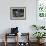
[[0, 0, 37, 42]]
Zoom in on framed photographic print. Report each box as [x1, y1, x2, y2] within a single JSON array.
[[10, 7, 26, 20]]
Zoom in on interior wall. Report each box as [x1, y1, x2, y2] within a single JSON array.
[[0, 0, 36, 42]]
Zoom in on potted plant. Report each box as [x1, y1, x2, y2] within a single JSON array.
[[32, 25, 46, 43], [33, 32, 46, 43], [32, 25, 39, 30], [32, 24, 45, 30]]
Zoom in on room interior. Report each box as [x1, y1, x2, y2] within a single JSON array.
[[0, 0, 46, 46]]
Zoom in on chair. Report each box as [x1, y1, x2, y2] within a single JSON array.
[[18, 33, 30, 46], [4, 27, 19, 46], [4, 33, 18, 46]]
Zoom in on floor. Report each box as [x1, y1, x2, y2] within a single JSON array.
[[0, 42, 46, 46]]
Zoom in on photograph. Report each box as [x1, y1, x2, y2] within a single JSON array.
[[10, 7, 26, 20]]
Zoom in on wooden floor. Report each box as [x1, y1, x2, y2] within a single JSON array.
[[0, 42, 46, 46]]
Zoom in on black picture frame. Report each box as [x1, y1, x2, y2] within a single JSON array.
[[10, 7, 26, 20]]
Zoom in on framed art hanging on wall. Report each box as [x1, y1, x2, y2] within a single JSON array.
[[10, 7, 26, 20]]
